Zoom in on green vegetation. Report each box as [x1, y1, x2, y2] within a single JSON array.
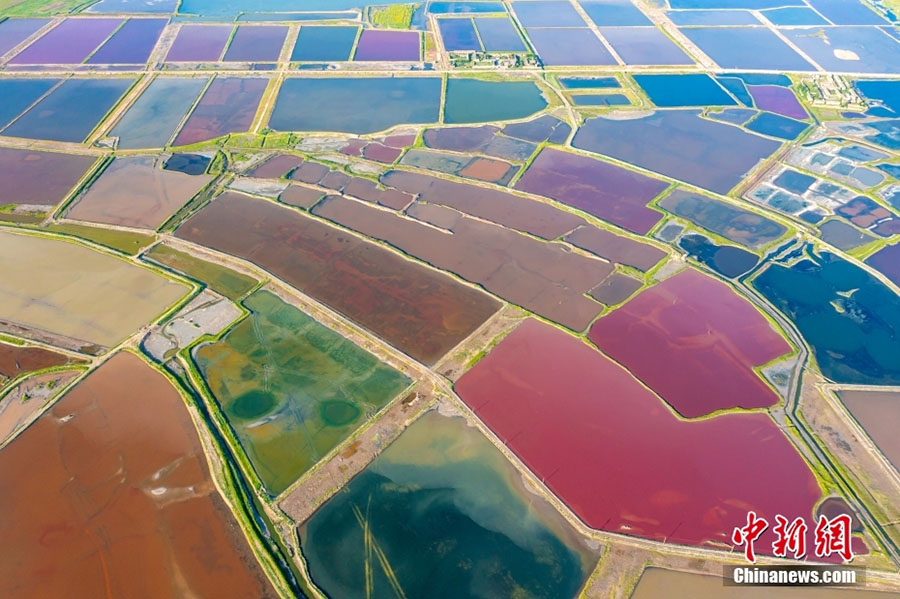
[[0, 0, 90, 16], [193, 290, 411, 495], [370, 3, 417, 29], [145, 244, 258, 300], [43, 222, 155, 255]]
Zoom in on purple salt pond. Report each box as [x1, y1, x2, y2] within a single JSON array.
[[9, 18, 121, 64], [0, 19, 49, 57], [516, 148, 667, 235], [88, 18, 167, 64], [166, 24, 232, 62], [354, 30, 420, 61], [748, 85, 807, 120], [223, 25, 288, 62]]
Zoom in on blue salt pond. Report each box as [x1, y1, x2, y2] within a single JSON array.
[[110, 77, 209, 149], [3, 78, 134, 143], [473, 17, 525, 51], [269, 77, 441, 134], [0, 79, 58, 129], [634, 73, 735, 106]]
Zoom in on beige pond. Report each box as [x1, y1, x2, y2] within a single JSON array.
[[67, 156, 212, 229], [631, 568, 900, 598], [0, 231, 189, 347]]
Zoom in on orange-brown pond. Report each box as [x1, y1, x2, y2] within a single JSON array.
[[0, 352, 278, 598]]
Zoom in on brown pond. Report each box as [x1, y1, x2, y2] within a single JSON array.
[[67, 156, 212, 229], [565, 225, 666, 271], [0, 147, 96, 207], [0, 341, 80, 379], [0, 352, 277, 598], [837, 389, 900, 472], [315, 194, 610, 331], [177, 192, 499, 364], [630, 568, 898, 598], [382, 169, 584, 240]]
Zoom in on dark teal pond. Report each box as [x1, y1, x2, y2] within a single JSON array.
[[754, 247, 900, 385], [301, 411, 596, 599], [678, 234, 758, 278], [269, 77, 441, 134], [444, 78, 547, 124]]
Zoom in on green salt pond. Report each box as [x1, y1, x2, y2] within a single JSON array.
[[193, 290, 410, 495], [301, 410, 596, 599], [444, 78, 547, 124]]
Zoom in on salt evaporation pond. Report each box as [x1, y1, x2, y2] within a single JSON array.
[[659, 189, 787, 249], [0, 148, 95, 208], [589, 268, 789, 417], [573, 110, 781, 194], [456, 319, 827, 554], [680, 26, 813, 71], [515, 147, 667, 234], [173, 77, 268, 145], [474, 17, 525, 51], [0, 352, 278, 598], [223, 25, 288, 62], [600, 26, 692, 65], [291, 26, 358, 61], [176, 192, 499, 365], [109, 76, 209, 149], [678, 233, 759, 278], [179, 0, 412, 15], [8, 17, 121, 64], [837, 389, 900, 472], [165, 24, 232, 62], [0, 78, 59, 129], [354, 29, 420, 61], [754, 247, 900, 385], [3, 77, 134, 143], [634, 73, 736, 106], [0, 18, 49, 56], [443, 78, 547, 123], [301, 410, 597, 599], [269, 77, 441, 134], [87, 18, 167, 64], [194, 290, 410, 495]]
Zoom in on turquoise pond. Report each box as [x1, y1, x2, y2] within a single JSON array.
[[291, 26, 358, 62], [443, 79, 547, 124], [301, 410, 596, 599]]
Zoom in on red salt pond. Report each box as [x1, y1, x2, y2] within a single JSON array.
[[0, 352, 277, 598], [515, 148, 667, 235], [455, 319, 826, 554], [589, 269, 790, 417]]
